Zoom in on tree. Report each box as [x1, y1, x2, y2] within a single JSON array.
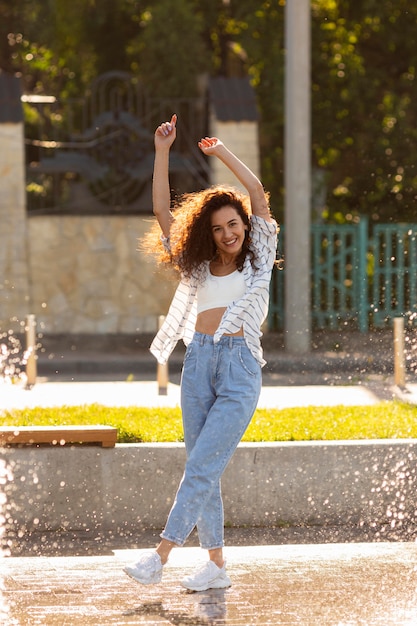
[[311, 0, 417, 223], [0, 0, 95, 97], [130, 0, 209, 98], [5, 0, 417, 223], [190, 1, 285, 218]]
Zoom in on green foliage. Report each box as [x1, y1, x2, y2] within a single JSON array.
[[130, 0, 209, 98], [2, 402, 417, 442], [245, 403, 417, 441], [3, 1, 417, 222], [310, 0, 417, 223], [236, 1, 285, 221]]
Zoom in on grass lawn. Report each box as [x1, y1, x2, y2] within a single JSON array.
[[1, 402, 417, 442]]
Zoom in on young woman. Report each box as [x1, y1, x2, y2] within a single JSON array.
[[124, 114, 278, 592]]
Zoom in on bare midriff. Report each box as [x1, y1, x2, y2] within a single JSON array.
[[195, 307, 244, 336]]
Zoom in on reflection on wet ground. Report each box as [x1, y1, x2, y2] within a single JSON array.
[[3, 543, 417, 625]]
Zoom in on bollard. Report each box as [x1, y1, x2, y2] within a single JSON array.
[[393, 317, 405, 388], [157, 315, 169, 395], [25, 314, 37, 389]]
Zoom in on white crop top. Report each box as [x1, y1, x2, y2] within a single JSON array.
[[197, 268, 246, 314]]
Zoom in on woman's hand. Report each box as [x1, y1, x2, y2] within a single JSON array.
[[199, 135, 272, 221], [198, 136, 224, 156], [155, 114, 177, 149]]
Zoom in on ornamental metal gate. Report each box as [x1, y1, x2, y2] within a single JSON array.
[[25, 71, 208, 214], [268, 219, 417, 331]]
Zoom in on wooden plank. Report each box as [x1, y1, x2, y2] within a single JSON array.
[[0, 425, 117, 448]]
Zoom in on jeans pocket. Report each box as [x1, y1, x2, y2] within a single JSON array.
[[237, 345, 259, 377], [183, 342, 195, 365]]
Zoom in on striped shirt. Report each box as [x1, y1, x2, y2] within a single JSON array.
[[150, 214, 278, 367]]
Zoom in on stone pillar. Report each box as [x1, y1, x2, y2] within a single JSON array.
[[209, 118, 260, 190], [0, 74, 30, 332], [208, 77, 260, 191]]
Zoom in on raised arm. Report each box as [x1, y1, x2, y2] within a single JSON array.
[[153, 114, 177, 238], [198, 137, 272, 222]]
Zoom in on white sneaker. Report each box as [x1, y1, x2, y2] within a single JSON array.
[[181, 560, 231, 592], [123, 552, 163, 585]]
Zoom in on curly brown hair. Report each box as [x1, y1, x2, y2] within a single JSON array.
[[141, 185, 264, 278]]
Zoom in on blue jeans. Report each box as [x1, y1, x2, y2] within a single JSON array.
[[160, 332, 262, 550]]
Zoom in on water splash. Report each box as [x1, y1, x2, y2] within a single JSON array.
[[0, 326, 40, 388], [405, 312, 417, 373], [0, 458, 15, 624], [0, 331, 24, 384]]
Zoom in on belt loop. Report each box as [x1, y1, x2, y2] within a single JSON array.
[[228, 336, 233, 349], [200, 333, 205, 346]]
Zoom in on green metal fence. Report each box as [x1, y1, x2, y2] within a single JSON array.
[[371, 224, 417, 327], [269, 219, 417, 331]]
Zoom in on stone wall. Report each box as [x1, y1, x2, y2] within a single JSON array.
[[208, 117, 260, 189], [27, 215, 176, 334], [0, 122, 30, 333]]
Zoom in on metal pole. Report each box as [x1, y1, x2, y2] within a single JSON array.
[[25, 314, 37, 389], [157, 315, 169, 395], [393, 317, 405, 388], [284, 0, 312, 354]]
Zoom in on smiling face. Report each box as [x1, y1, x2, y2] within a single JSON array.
[[210, 205, 248, 257]]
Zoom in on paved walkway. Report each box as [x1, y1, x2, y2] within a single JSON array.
[[1, 377, 417, 411], [3, 543, 417, 625]]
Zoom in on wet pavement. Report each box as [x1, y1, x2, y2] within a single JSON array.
[[3, 542, 417, 625]]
